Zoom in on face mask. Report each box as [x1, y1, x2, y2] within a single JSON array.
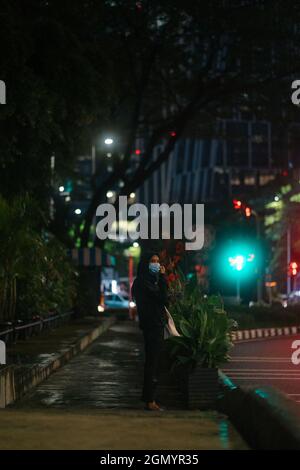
[[149, 262, 160, 274]]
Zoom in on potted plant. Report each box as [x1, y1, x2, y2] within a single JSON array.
[[166, 284, 236, 410]]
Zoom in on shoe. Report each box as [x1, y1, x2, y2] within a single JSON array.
[[144, 401, 165, 411]]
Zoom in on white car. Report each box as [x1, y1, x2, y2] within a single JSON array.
[[103, 293, 136, 310]]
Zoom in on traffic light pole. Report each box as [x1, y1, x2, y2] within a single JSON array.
[[252, 209, 263, 303], [236, 276, 241, 304], [287, 225, 291, 298], [233, 200, 263, 303]]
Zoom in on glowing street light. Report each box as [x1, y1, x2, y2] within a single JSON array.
[[104, 137, 114, 145], [106, 191, 114, 198], [59, 185, 65, 192], [74, 208, 81, 215]]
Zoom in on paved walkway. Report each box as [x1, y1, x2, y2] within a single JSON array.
[[0, 408, 246, 450], [12, 321, 182, 409], [4, 320, 247, 449]]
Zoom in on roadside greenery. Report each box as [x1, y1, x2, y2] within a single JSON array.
[[0, 196, 77, 322], [166, 273, 236, 371], [227, 305, 300, 329]]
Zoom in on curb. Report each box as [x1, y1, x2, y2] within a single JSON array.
[[218, 371, 300, 449], [0, 316, 116, 408], [232, 325, 300, 342]]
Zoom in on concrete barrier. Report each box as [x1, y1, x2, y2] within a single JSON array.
[[218, 371, 300, 449], [0, 316, 116, 408]]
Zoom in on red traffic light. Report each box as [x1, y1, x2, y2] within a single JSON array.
[[233, 199, 242, 209], [289, 261, 298, 276], [233, 200, 254, 218], [245, 207, 252, 217]]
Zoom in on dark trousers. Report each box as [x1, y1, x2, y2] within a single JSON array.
[[142, 326, 164, 402]]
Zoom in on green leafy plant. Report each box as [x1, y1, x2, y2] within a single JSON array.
[[167, 282, 236, 371]]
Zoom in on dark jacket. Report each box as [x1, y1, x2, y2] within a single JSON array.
[[131, 253, 169, 330]]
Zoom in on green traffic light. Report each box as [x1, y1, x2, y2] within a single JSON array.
[[220, 240, 260, 280], [228, 253, 255, 271]]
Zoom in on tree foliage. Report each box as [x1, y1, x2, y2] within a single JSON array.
[[1, 1, 300, 245]]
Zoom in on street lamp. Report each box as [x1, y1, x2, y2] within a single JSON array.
[[91, 137, 114, 175]]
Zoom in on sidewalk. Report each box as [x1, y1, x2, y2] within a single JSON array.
[[2, 319, 248, 449], [12, 320, 183, 410], [0, 408, 247, 450], [5, 316, 113, 366], [0, 316, 115, 407]]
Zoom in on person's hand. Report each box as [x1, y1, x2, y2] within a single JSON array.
[[160, 265, 166, 274]]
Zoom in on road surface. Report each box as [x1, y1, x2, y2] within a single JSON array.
[[223, 335, 300, 404]]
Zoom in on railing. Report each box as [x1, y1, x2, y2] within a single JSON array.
[[0, 311, 74, 345]]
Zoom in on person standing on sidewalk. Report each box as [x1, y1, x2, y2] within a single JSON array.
[[131, 251, 169, 411]]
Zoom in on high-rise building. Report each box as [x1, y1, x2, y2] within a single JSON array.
[[136, 118, 299, 206]]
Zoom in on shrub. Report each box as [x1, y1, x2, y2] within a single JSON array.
[[166, 274, 236, 371], [0, 195, 77, 321]]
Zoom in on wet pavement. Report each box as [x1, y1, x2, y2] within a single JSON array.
[[12, 320, 184, 410], [5, 320, 248, 449]]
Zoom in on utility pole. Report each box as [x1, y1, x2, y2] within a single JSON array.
[[128, 255, 134, 320], [50, 154, 55, 220], [252, 209, 263, 303], [91, 144, 96, 175], [287, 225, 291, 298]]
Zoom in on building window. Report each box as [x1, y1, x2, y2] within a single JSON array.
[[259, 174, 275, 186], [244, 175, 256, 185], [230, 176, 240, 185]]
